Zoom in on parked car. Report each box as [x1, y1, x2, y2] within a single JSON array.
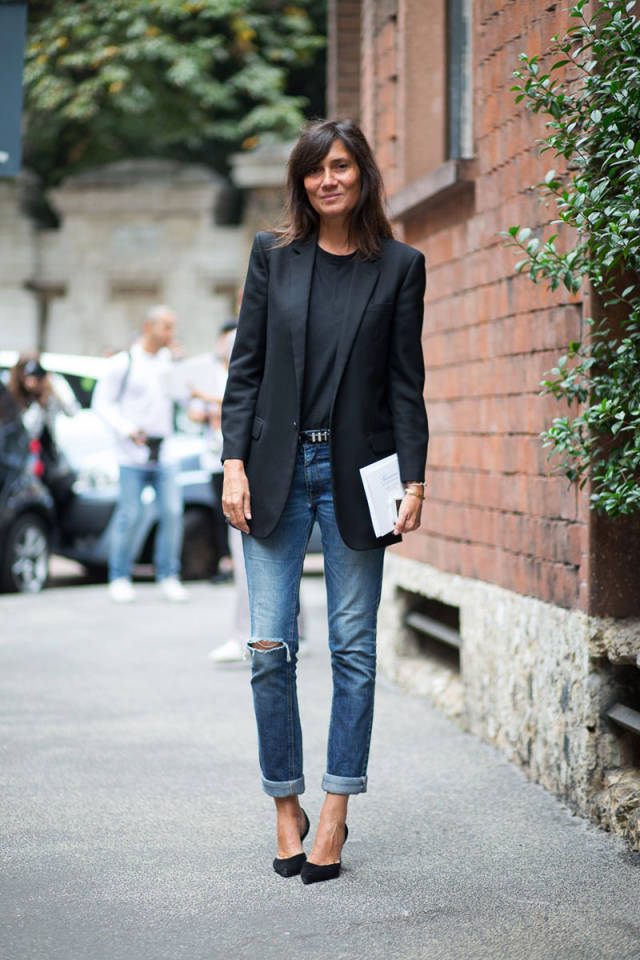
[[0, 383, 56, 592]]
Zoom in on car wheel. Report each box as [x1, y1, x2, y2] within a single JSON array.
[[181, 508, 219, 581], [1, 513, 50, 593]]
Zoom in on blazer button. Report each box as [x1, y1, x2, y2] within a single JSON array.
[[293, 421, 297, 428]]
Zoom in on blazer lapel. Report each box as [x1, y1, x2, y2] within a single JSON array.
[[331, 257, 381, 403], [288, 237, 317, 413]]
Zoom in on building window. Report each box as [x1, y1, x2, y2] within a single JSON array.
[[447, 0, 473, 159]]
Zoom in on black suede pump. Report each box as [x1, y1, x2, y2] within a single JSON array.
[[272, 808, 310, 878], [300, 824, 348, 885]]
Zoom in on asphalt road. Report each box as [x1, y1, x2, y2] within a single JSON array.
[[1, 570, 639, 960]]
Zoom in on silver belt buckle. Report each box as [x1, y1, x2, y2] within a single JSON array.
[[302, 429, 328, 443]]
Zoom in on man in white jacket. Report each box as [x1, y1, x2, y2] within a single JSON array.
[[92, 305, 189, 603]]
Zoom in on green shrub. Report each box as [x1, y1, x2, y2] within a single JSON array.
[[503, 0, 640, 516]]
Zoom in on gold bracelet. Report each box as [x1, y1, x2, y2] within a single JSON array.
[[405, 488, 425, 500]]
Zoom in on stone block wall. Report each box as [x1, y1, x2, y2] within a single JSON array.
[[44, 161, 244, 356], [0, 161, 246, 358], [380, 553, 639, 839], [0, 179, 38, 348]]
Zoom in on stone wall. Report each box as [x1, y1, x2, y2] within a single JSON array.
[[380, 553, 640, 846], [0, 160, 247, 357], [44, 160, 244, 355], [229, 142, 292, 255], [0, 179, 38, 348]]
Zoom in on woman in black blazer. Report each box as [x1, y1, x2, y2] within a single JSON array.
[[222, 119, 428, 884]]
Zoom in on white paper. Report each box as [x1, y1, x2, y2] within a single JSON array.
[[359, 454, 405, 538]]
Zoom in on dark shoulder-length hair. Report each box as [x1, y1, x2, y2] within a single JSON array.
[[273, 118, 394, 259], [8, 351, 40, 410]]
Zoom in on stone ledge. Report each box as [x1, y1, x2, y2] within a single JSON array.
[[387, 158, 476, 221], [589, 767, 640, 852], [230, 142, 293, 189], [589, 617, 640, 665], [378, 552, 630, 822]]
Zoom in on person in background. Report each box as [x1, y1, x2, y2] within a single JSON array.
[[8, 353, 79, 440], [187, 322, 237, 585], [92, 305, 189, 604], [7, 353, 80, 509]]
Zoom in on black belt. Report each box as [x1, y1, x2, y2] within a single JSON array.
[[299, 429, 330, 444]]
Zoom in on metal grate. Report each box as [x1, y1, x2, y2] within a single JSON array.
[[405, 610, 462, 651], [605, 702, 640, 737]]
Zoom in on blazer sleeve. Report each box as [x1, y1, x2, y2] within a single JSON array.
[[221, 234, 269, 462], [388, 250, 429, 482]]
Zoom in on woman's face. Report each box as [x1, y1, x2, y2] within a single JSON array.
[[303, 139, 361, 223]]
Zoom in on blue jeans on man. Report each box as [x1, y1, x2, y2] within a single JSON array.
[[242, 441, 385, 798], [109, 463, 183, 581]]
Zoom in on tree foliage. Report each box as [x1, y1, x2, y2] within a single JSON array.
[[23, 0, 326, 185], [503, 0, 640, 517]]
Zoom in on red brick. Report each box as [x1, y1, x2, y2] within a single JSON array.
[[349, 0, 594, 610]]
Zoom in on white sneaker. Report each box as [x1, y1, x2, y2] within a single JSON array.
[[109, 578, 136, 603], [209, 638, 246, 663], [160, 576, 188, 602]]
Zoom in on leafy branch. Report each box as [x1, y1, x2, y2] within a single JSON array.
[[23, 0, 326, 186], [502, 0, 640, 517]]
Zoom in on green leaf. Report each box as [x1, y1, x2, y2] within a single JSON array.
[[502, 0, 640, 517], [23, 0, 326, 187]]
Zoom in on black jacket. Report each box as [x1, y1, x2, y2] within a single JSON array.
[[221, 232, 428, 550]]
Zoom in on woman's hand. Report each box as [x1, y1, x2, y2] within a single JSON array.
[[393, 487, 424, 535], [222, 459, 252, 533]]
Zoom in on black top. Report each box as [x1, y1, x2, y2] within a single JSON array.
[[301, 245, 356, 430]]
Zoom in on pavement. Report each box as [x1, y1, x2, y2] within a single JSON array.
[[1, 566, 639, 960]]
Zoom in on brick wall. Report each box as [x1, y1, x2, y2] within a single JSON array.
[[358, 1, 597, 612], [327, 0, 362, 122]]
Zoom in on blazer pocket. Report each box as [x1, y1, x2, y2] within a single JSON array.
[[370, 429, 395, 453], [251, 416, 264, 440]]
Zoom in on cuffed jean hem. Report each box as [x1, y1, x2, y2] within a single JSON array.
[[261, 775, 306, 798], [322, 773, 368, 795]]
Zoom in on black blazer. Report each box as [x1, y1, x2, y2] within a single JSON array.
[[221, 232, 428, 550]]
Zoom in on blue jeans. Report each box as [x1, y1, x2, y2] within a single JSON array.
[[109, 463, 183, 581], [243, 442, 385, 798]]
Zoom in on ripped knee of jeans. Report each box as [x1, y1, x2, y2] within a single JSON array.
[[246, 638, 291, 662]]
